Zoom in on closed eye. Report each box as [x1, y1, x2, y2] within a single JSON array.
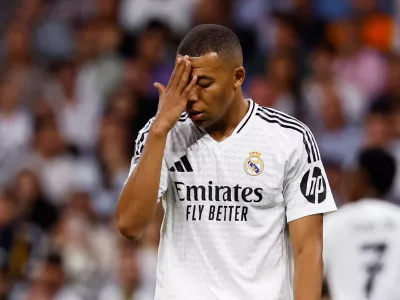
[[197, 82, 212, 88], [190, 75, 214, 88]]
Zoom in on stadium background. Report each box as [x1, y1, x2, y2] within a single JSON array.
[[0, 0, 399, 299]]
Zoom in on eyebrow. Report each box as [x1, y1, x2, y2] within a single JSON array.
[[196, 75, 214, 81]]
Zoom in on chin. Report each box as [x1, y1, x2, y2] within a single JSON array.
[[191, 118, 206, 127]]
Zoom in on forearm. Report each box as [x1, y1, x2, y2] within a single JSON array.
[[293, 244, 323, 300], [117, 125, 167, 239]]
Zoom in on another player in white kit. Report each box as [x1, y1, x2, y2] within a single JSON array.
[[323, 148, 400, 300], [117, 24, 337, 300]]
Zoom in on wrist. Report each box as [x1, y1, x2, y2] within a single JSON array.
[[150, 120, 170, 138]]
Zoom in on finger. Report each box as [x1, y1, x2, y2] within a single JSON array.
[[171, 56, 188, 89], [177, 58, 192, 93], [167, 57, 182, 88], [182, 75, 197, 98], [154, 82, 166, 96]]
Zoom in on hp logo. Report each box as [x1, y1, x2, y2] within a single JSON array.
[[300, 166, 327, 204]]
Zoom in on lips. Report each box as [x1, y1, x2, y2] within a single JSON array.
[[188, 110, 204, 121]]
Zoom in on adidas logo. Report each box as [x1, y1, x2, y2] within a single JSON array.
[[170, 155, 193, 172]]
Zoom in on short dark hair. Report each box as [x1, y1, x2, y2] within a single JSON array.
[[177, 24, 242, 62], [358, 148, 396, 196]]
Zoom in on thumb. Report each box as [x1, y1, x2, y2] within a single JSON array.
[[154, 82, 166, 96]]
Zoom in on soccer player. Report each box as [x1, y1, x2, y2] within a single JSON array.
[[323, 148, 400, 300], [117, 24, 337, 300]]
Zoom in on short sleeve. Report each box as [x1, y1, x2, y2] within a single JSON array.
[[283, 131, 337, 223], [125, 118, 169, 201]]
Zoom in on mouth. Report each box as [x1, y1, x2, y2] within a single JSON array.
[[187, 110, 204, 121]]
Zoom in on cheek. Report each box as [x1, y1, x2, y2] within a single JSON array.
[[201, 85, 231, 110]]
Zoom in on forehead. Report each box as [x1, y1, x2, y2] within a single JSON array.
[[177, 53, 229, 76]]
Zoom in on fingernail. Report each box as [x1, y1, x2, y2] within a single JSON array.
[[184, 55, 189, 60], [177, 58, 182, 63]]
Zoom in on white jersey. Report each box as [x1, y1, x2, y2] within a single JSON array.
[[127, 99, 337, 300], [323, 199, 400, 300]]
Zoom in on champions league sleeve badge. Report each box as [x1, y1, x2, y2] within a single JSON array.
[[244, 151, 264, 176]]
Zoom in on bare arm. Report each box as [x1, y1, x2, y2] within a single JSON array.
[[289, 214, 324, 300], [117, 56, 197, 239], [117, 127, 167, 239]]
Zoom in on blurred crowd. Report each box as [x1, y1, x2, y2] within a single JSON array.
[[0, 0, 400, 299]]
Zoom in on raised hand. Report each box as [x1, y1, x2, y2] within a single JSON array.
[[153, 56, 197, 135]]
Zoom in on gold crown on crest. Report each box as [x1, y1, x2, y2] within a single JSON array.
[[249, 151, 261, 157]]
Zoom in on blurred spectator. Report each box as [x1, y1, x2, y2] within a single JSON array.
[[289, 0, 327, 50], [132, 20, 174, 101], [302, 42, 365, 127], [372, 53, 400, 111], [73, 20, 100, 65], [329, 19, 387, 100], [247, 52, 301, 117], [312, 87, 362, 166], [12, 169, 58, 232], [0, 79, 32, 185], [119, 0, 195, 36], [93, 114, 130, 217], [192, 0, 233, 27], [0, 22, 47, 108], [43, 58, 102, 152], [231, 0, 271, 60], [351, 0, 396, 52], [269, 12, 299, 56], [10, 253, 80, 300], [99, 239, 152, 300], [19, 116, 98, 206], [363, 103, 393, 149], [94, 22, 123, 100], [0, 190, 16, 269]]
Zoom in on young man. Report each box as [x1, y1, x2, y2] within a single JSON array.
[[117, 24, 337, 300], [323, 148, 400, 300]]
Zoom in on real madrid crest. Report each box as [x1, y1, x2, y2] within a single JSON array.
[[244, 151, 264, 176]]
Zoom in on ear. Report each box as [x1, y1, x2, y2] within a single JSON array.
[[233, 66, 245, 89]]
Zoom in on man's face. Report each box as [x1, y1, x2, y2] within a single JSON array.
[[183, 53, 243, 128]]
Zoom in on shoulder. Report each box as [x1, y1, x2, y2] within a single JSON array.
[[136, 112, 193, 139], [254, 106, 319, 159], [255, 106, 313, 140], [136, 113, 201, 154]]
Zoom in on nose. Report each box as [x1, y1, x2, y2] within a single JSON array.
[[187, 87, 199, 103]]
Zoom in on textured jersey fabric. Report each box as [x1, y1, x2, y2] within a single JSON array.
[[126, 99, 337, 300]]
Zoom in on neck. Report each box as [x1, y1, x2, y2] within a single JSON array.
[[352, 189, 381, 202], [363, 190, 381, 200], [206, 91, 248, 141]]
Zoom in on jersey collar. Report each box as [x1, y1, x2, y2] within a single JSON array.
[[231, 98, 257, 135]]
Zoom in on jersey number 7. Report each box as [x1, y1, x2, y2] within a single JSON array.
[[360, 242, 388, 299]]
